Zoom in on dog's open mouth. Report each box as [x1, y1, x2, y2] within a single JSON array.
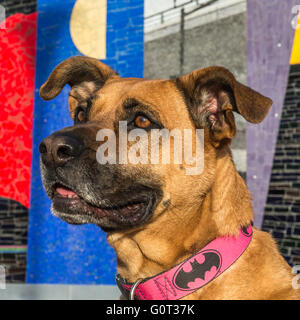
[[50, 183, 154, 229]]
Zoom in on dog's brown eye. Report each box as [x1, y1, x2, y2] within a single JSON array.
[[77, 110, 85, 122], [134, 115, 151, 129], [75, 107, 86, 124]]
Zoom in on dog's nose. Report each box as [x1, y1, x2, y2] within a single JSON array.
[[39, 134, 84, 166]]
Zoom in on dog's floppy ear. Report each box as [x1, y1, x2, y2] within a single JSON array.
[[40, 56, 119, 116], [176, 66, 272, 146]]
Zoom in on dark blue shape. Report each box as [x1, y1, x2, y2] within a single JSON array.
[[27, 0, 144, 284]]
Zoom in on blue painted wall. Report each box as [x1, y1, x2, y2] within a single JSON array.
[[27, 0, 144, 284]]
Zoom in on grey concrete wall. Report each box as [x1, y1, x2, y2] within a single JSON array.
[[145, 12, 246, 82]]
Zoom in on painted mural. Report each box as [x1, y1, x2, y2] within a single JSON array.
[[0, 0, 299, 285]]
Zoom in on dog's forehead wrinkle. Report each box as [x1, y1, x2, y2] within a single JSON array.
[[88, 79, 186, 125]]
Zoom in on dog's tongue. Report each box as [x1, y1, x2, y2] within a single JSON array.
[[56, 187, 79, 198]]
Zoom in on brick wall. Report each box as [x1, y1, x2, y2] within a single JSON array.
[[262, 64, 300, 267], [0, 252, 27, 282], [0, 0, 36, 17], [0, 198, 28, 245], [0, 197, 28, 282]]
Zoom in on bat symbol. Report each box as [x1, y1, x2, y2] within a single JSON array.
[[173, 251, 221, 290]]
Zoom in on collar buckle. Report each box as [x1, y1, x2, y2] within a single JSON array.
[[129, 278, 143, 300]]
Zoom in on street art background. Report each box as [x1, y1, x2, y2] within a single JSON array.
[[0, 0, 299, 284], [0, 0, 36, 282]]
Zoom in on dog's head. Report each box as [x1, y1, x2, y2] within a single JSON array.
[[39, 56, 272, 232]]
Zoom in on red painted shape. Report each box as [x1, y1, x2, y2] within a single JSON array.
[[0, 13, 37, 208]]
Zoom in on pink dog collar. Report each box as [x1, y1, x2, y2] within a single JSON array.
[[116, 224, 253, 300]]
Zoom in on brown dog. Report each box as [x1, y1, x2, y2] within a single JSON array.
[[39, 56, 300, 300]]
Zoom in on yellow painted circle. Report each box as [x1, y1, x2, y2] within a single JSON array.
[[70, 0, 107, 60]]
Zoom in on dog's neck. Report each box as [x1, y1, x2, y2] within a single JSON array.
[[107, 151, 253, 283]]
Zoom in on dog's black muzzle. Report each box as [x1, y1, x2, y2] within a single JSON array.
[[38, 126, 162, 231]]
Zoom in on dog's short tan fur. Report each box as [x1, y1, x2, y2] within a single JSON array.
[[40, 56, 300, 300]]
